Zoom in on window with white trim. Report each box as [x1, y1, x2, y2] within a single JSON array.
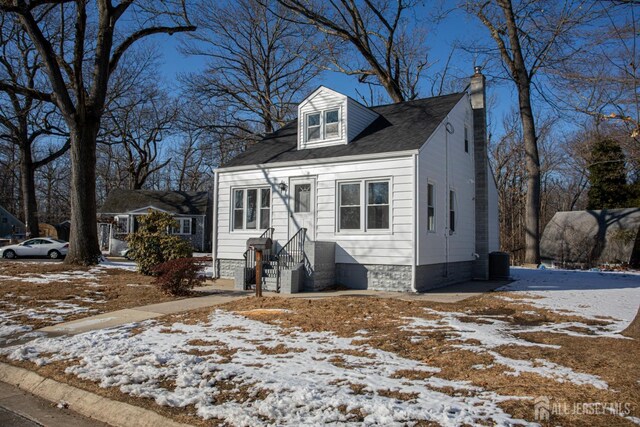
[[367, 181, 389, 229], [305, 108, 340, 142], [449, 190, 456, 233], [427, 183, 435, 231], [306, 113, 321, 141], [233, 188, 271, 231], [324, 109, 339, 138], [339, 183, 360, 230], [171, 218, 192, 235], [337, 179, 390, 231]]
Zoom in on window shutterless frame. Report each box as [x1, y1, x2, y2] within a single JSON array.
[[427, 182, 435, 232], [336, 178, 391, 233], [231, 187, 271, 231], [304, 107, 341, 143], [449, 189, 456, 234]]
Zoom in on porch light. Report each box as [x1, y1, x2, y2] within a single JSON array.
[[279, 181, 288, 192]]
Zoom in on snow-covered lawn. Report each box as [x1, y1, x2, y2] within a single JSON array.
[[5, 309, 531, 426], [501, 267, 640, 334], [1, 267, 638, 426], [0, 261, 172, 344]]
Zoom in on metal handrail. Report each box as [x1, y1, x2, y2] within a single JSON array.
[[242, 228, 274, 290], [275, 228, 307, 292]]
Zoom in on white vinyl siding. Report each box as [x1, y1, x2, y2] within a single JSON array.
[[216, 155, 413, 265], [417, 95, 476, 265], [346, 97, 379, 141], [298, 87, 378, 149]]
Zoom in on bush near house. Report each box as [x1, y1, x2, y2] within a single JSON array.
[[127, 211, 193, 275], [152, 257, 207, 295]]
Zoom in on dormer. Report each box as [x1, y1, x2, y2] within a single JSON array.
[[297, 86, 379, 150]]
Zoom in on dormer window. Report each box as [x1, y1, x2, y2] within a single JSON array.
[[305, 108, 340, 143], [307, 113, 321, 141], [325, 109, 339, 138]]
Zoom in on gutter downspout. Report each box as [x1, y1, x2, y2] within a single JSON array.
[[212, 170, 220, 279], [445, 117, 450, 278], [411, 152, 418, 292]]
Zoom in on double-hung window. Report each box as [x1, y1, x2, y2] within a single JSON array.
[[233, 188, 271, 230], [339, 183, 361, 230], [306, 113, 321, 141], [305, 108, 340, 142], [338, 179, 390, 232], [367, 181, 389, 229], [324, 109, 339, 139], [427, 183, 435, 231]]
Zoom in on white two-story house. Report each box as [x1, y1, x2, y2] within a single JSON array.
[[212, 68, 499, 293]]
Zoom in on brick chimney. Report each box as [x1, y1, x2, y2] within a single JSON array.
[[471, 66, 489, 280]]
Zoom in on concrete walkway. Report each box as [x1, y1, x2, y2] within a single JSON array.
[[38, 278, 508, 336], [39, 288, 250, 336]]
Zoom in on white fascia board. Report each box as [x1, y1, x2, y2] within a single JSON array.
[[215, 150, 419, 173]]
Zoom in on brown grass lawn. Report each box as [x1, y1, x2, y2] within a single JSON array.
[[0, 262, 177, 331], [1, 274, 638, 426], [217, 294, 640, 426]]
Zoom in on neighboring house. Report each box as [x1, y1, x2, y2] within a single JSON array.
[[0, 205, 25, 238], [541, 208, 640, 268], [98, 190, 211, 254], [212, 68, 499, 293]]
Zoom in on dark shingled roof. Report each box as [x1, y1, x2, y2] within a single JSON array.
[[99, 190, 209, 216], [223, 92, 466, 167]]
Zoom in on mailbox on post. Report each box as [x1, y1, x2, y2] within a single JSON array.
[[246, 238, 273, 252], [246, 238, 272, 297]]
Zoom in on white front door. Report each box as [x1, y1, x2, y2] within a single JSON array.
[[288, 177, 316, 241]]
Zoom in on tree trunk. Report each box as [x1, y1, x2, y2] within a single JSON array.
[[65, 121, 101, 265], [18, 142, 40, 238], [622, 306, 640, 339], [518, 83, 541, 265]]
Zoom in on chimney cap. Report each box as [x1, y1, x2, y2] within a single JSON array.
[[474, 65, 482, 75]]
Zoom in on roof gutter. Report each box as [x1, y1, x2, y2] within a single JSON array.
[[215, 150, 419, 173]]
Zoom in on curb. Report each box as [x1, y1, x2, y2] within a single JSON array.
[[0, 362, 192, 427]]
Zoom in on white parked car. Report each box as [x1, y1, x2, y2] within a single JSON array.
[[0, 238, 69, 260]]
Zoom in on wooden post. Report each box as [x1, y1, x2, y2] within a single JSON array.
[[255, 249, 263, 297]]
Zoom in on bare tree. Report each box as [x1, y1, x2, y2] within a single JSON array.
[[0, 17, 68, 236], [465, 0, 593, 265], [272, 0, 427, 103], [0, 1, 195, 264], [553, 2, 639, 141], [182, 0, 321, 135], [102, 85, 177, 190]]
